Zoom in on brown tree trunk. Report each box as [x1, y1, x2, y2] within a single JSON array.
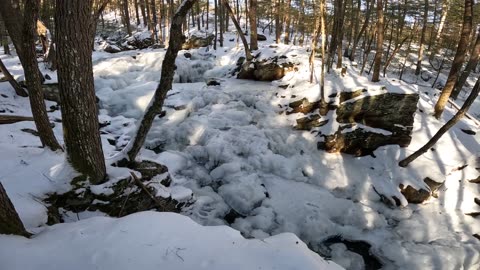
[[55, 0, 106, 184], [434, 0, 473, 119], [400, 74, 480, 167], [415, 0, 428, 76], [126, 0, 197, 162], [452, 28, 480, 99], [335, 0, 345, 69], [214, 0, 218, 50], [371, 0, 384, 82], [123, 0, 132, 35], [21, 0, 62, 151], [0, 13, 10, 55], [249, 0, 258, 50], [350, 0, 371, 61], [134, 0, 141, 25], [0, 58, 28, 97], [275, 0, 281, 43], [429, 0, 450, 61], [283, 0, 291, 44], [140, 0, 148, 27], [223, 0, 251, 60], [0, 182, 29, 237]]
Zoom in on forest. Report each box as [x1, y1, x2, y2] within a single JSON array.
[[0, 0, 479, 269]]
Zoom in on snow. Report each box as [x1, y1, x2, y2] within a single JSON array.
[[1, 13, 480, 270], [0, 212, 343, 270]]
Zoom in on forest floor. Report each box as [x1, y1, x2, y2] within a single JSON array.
[[0, 16, 480, 270]]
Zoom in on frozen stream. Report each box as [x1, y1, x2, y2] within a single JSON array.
[[93, 48, 480, 270]]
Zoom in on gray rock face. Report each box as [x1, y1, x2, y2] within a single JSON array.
[[317, 91, 419, 156], [237, 56, 296, 81], [182, 34, 214, 49], [257, 34, 267, 41]]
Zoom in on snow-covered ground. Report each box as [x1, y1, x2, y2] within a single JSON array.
[[1, 16, 480, 269]]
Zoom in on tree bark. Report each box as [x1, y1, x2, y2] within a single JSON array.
[[283, 0, 291, 44], [350, 0, 371, 61], [399, 74, 480, 167], [0, 13, 10, 55], [0, 182, 29, 237], [429, 0, 450, 61], [0, 58, 28, 97], [125, 0, 197, 162], [415, 0, 428, 76], [371, 0, 384, 82], [55, 0, 106, 183], [123, 0, 132, 35], [434, 0, 473, 119], [20, 0, 62, 151], [223, 0, 252, 61], [249, 0, 258, 50], [452, 28, 480, 99]]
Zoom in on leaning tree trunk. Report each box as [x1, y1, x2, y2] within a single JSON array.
[[0, 182, 29, 237], [414, 0, 428, 76], [22, 0, 62, 151], [55, 0, 106, 184], [371, 0, 384, 82], [249, 0, 258, 50], [125, 0, 197, 162], [223, 0, 252, 61], [434, 0, 473, 119], [0, 58, 28, 97], [399, 74, 480, 167], [452, 28, 480, 99]]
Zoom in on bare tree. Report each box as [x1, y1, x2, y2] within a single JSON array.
[[55, 0, 107, 183], [452, 27, 480, 99], [414, 0, 428, 76], [0, 182, 29, 237], [434, 0, 473, 118], [371, 0, 384, 82], [0, 0, 62, 151], [125, 0, 198, 162], [249, 0, 258, 50], [399, 74, 480, 167], [0, 58, 28, 97]]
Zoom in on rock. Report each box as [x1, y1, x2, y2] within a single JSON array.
[[287, 98, 335, 115], [182, 34, 214, 49], [44, 160, 179, 224], [206, 78, 221, 86], [126, 32, 153, 49], [150, 44, 166, 49], [257, 34, 267, 41], [104, 44, 122, 53], [295, 115, 328, 130], [184, 52, 192, 58], [41, 83, 61, 103], [319, 92, 419, 156], [461, 129, 476, 135], [237, 56, 296, 81], [399, 177, 444, 204]]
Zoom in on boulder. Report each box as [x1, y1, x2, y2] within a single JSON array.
[[237, 56, 296, 81], [399, 177, 443, 204], [182, 34, 214, 49], [257, 34, 267, 41], [126, 32, 153, 49], [104, 44, 122, 53], [318, 91, 419, 156]]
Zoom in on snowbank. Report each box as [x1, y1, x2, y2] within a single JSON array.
[[0, 212, 343, 270]]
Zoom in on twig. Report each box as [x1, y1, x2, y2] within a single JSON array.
[[130, 172, 168, 211]]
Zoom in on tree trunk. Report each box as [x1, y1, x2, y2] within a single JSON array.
[[415, 0, 428, 76], [140, 0, 148, 27], [123, 0, 132, 35], [399, 74, 480, 167], [350, 0, 371, 61], [335, 0, 345, 69], [275, 0, 281, 43], [223, 0, 251, 60], [19, 0, 62, 151], [429, 0, 450, 61], [371, 0, 384, 82], [452, 28, 480, 99], [319, 0, 326, 102], [134, 0, 141, 25], [55, 0, 106, 184], [0, 58, 28, 97], [434, 0, 473, 119], [249, 0, 258, 50], [214, 0, 218, 50], [0, 182, 29, 237], [283, 0, 291, 44], [125, 0, 197, 162], [0, 13, 10, 55]]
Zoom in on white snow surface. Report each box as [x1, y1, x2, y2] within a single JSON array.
[[0, 211, 342, 270], [1, 18, 480, 270]]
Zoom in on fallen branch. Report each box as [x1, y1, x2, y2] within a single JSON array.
[[0, 115, 34, 124], [130, 172, 170, 211]]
